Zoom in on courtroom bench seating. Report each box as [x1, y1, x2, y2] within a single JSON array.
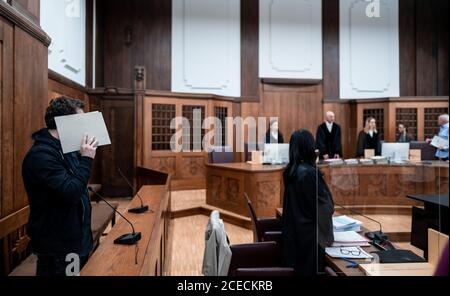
[[9, 185, 117, 276]]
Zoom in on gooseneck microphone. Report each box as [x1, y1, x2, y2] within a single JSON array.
[[88, 187, 141, 245], [117, 168, 151, 214], [334, 202, 394, 250]]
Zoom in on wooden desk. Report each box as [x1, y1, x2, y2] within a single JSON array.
[[321, 161, 449, 206], [208, 161, 448, 218], [276, 208, 430, 276], [81, 168, 171, 276], [205, 163, 285, 217]]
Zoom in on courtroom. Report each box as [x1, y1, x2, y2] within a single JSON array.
[[0, 0, 448, 288]]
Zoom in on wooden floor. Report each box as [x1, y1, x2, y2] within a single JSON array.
[[165, 215, 252, 276], [101, 190, 424, 276]]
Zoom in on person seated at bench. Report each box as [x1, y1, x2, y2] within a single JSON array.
[[22, 97, 99, 276]]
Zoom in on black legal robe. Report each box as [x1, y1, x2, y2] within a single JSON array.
[[281, 164, 334, 276], [356, 131, 381, 157], [315, 123, 343, 159], [265, 131, 285, 144]]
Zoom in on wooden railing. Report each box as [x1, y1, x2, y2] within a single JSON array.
[[81, 167, 171, 276]]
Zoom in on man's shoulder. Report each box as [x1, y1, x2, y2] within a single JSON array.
[[23, 142, 61, 165]]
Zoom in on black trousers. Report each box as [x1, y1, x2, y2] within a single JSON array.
[[36, 254, 88, 276]]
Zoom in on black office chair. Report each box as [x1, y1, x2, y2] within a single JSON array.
[[244, 193, 282, 243]]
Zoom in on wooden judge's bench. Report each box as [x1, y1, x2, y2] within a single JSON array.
[[205, 161, 449, 217]]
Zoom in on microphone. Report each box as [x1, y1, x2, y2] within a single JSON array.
[[334, 202, 394, 250], [117, 167, 151, 214], [88, 187, 141, 245]]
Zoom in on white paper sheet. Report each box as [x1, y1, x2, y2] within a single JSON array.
[[430, 135, 449, 150], [55, 111, 111, 154], [325, 246, 373, 259]]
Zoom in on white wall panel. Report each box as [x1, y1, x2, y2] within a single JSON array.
[[259, 0, 322, 80], [172, 0, 241, 97], [41, 0, 86, 86], [340, 0, 399, 99]]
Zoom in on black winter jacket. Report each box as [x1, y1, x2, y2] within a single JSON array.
[[22, 128, 93, 256]]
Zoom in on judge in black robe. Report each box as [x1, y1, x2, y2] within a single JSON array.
[[281, 130, 334, 276], [265, 119, 285, 144], [356, 117, 381, 157], [315, 112, 343, 159]]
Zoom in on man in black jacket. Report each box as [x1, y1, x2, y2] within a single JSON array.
[[22, 97, 98, 276], [316, 111, 343, 160]]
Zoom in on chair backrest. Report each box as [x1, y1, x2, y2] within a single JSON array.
[[244, 193, 261, 242], [410, 141, 437, 160], [228, 241, 279, 276], [208, 151, 234, 164]]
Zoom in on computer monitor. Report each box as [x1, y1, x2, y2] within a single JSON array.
[[381, 143, 410, 162], [263, 144, 289, 164]]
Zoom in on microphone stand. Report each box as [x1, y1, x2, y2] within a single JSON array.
[[117, 168, 151, 214], [88, 187, 141, 245], [334, 202, 394, 250]]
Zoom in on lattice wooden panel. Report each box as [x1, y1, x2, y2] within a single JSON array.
[[214, 107, 228, 146], [396, 108, 418, 141], [363, 108, 384, 140], [182, 105, 205, 151], [152, 104, 176, 150], [424, 108, 449, 139]]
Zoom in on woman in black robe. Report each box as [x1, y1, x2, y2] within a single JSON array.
[[281, 129, 334, 276], [265, 119, 285, 144], [356, 117, 381, 157]]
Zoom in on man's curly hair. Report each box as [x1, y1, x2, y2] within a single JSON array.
[[45, 96, 85, 129]]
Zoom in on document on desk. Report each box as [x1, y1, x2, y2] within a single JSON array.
[[325, 246, 373, 259], [332, 231, 370, 247], [55, 111, 111, 154], [430, 136, 449, 149]]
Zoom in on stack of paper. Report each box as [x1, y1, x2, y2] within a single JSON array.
[[324, 158, 344, 166], [332, 231, 370, 247], [333, 215, 363, 232], [370, 156, 388, 164], [344, 159, 359, 165], [359, 158, 373, 165], [325, 246, 373, 259]]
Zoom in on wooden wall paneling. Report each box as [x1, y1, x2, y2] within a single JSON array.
[[257, 84, 323, 143], [416, 0, 437, 96], [399, 0, 417, 96], [436, 0, 449, 96], [322, 0, 340, 101], [14, 27, 48, 212], [100, 98, 135, 197], [48, 71, 89, 105], [8, 0, 39, 24], [0, 17, 14, 218], [0, 2, 49, 276], [240, 0, 259, 102], [101, 0, 171, 90]]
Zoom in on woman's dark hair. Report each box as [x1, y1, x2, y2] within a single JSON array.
[[284, 129, 317, 178], [45, 96, 85, 129]]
